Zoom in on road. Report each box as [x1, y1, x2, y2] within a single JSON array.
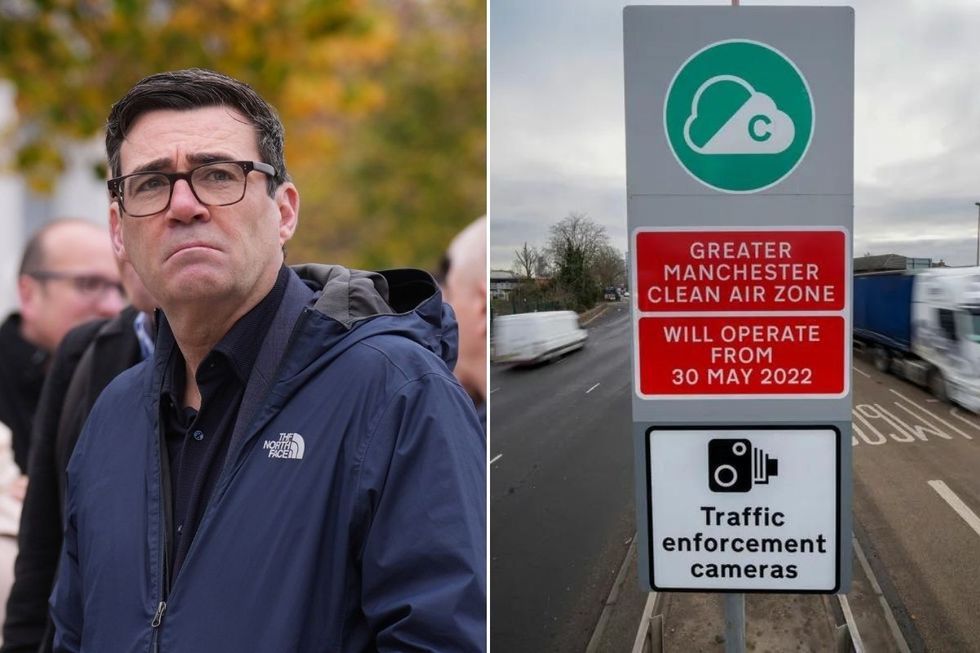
[[851, 355, 980, 651], [490, 304, 634, 652], [491, 303, 980, 651]]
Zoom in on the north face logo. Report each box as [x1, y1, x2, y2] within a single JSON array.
[[263, 433, 305, 460]]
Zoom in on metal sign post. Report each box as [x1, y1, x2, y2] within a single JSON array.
[[624, 5, 854, 647]]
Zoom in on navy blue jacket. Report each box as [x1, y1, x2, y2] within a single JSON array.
[[51, 265, 486, 652]]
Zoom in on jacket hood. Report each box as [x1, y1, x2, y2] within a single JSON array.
[[289, 263, 458, 369]]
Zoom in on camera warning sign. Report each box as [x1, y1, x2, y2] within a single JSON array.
[[647, 427, 840, 592]]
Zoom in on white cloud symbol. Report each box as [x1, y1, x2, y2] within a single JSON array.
[[683, 75, 796, 155]]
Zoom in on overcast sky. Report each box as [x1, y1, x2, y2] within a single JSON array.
[[489, 0, 980, 271]]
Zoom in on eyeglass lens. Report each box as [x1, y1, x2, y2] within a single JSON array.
[[120, 162, 249, 215]]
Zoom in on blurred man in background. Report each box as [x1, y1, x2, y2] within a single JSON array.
[[0, 219, 124, 472], [2, 261, 155, 653], [442, 216, 487, 429], [0, 219, 123, 645]]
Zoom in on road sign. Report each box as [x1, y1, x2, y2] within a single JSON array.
[[634, 229, 846, 313], [636, 315, 846, 397], [648, 426, 839, 592], [632, 227, 850, 399], [625, 5, 854, 593], [664, 40, 814, 193]]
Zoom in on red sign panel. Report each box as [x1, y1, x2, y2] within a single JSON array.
[[637, 316, 845, 396], [635, 230, 846, 312]]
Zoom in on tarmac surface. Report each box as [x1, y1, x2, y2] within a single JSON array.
[[588, 532, 909, 652]]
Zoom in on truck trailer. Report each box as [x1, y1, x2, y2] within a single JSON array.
[[853, 267, 980, 412]]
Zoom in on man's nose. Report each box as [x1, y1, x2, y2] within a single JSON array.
[[167, 179, 209, 222]]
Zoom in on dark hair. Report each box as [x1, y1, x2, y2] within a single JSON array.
[[105, 69, 288, 195]]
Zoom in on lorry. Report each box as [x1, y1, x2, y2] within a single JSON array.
[[492, 310, 588, 365], [853, 266, 980, 412]]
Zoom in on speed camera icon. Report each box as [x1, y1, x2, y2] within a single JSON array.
[[708, 438, 778, 493]]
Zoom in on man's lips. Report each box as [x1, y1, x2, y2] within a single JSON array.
[[167, 242, 220, 260]]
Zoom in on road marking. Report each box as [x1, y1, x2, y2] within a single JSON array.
[[631, 591, 659, 653], [490, 454, 502, 466], [489, 387, 501, 395], [837, 594, 866, 653], [853, 366, 871, 378], [950, 407, 980, 431], [586, 383, 601, 394], [852, 535, 911, 653], [586, 536, 637, 653], [889, 391, 973, 439], [929, 480, 980, 537]]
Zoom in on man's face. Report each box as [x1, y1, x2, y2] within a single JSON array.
[[109, 106, 298, 315], [445, 261, 487, 401], [18, 223, 125, 352]]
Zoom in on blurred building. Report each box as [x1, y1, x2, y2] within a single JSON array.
[[0, 82, 108, 316], [853, 254, 933, 274], [490, 270, 519, 299]]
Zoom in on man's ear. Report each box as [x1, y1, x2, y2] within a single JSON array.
[[109, 204, 129, 262], [476, 281, 487, 336], [17, 275, 38, 323], [276, 183, 300, 246]]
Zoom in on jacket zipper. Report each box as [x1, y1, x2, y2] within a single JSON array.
[[147, 308, 311, 651], [151, 409, 174, 652]]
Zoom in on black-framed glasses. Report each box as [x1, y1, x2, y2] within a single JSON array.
[[29, 271, 125, 299], [107, 160, 277, 217]]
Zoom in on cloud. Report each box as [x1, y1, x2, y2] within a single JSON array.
[[683, 75, 796, 155]]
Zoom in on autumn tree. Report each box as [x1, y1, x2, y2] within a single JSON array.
[[0, 0, 485, 270]]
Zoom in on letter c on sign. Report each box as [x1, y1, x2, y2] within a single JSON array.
[[749, 114, 772, 142]]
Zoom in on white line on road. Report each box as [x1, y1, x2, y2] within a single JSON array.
[[929, 480, 980, 538], [489, 387, 500, 395], [889, 390, 973, 439], [586, 536, 637, 653], [853, 366, 871, 378], [837, 594, 866, 653], [586, 383, 601, 394], [852, 535, 911, 653], [950, 407, 980, 431], [489, 454, 502, 466], [631, 592, 659, 653]]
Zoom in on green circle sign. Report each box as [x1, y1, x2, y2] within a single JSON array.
[[664, 40, 814, 193]]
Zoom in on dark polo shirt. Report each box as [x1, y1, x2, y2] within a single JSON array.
[[160, 266, 289, 579]]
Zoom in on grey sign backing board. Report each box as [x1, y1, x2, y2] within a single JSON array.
[[624, 6, 854, 593]]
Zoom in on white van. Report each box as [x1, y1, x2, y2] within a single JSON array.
[[493, 311, 588, 365]]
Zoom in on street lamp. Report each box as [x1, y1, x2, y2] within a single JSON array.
[[975, 202, 980, 266]]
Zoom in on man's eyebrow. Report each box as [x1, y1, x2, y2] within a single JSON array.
[[186, 152, 237, 165], [127, 152, 238, 175], [129, 157, 173, 175]]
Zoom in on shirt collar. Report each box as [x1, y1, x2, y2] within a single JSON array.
[[160, 264, 290, 401]]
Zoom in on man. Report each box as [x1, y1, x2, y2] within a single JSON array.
[[0, 219, 124, 472], [2, 261, 155, 653], [51, 69, 485, 652], [442, 217, 487, 427]]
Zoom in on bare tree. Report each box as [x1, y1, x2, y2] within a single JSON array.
[[512, 242, 540, 280], [545, 212, 608, 270], [593, 243, 626, 288], [545, 212, 610, 310]]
